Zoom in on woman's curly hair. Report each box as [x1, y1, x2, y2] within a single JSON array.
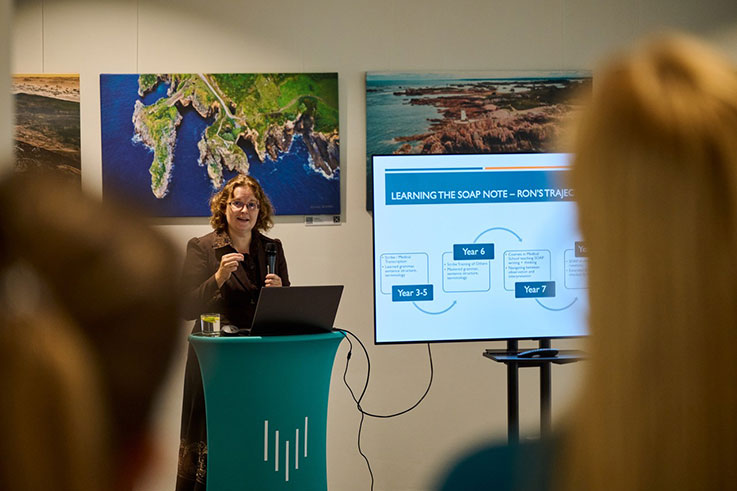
[[209, 175, 274, 233]]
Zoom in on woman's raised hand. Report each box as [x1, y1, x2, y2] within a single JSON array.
[[215, 252, 244, 287]]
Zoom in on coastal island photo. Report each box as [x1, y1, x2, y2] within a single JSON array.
[[13, 74, 81, 182], [366, 71, 590, 209], [101, 72, 340, 216]]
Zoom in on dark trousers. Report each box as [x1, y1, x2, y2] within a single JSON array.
[[175, 342, 207, 491]]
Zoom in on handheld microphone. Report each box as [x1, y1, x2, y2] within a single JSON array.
[[265, 243, 277, 275]]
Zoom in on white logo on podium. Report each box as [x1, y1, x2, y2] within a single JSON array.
[[263, 417, 309, 482]]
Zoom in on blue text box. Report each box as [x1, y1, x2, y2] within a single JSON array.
[[515, 281, 556, 298], [392, 284, 434, 302], [453, 243, 494, 260]]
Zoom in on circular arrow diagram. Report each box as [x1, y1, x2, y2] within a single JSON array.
[[473, 227, 523, 243], [412, 300, 457, 315], [535, 297, 578, 311]]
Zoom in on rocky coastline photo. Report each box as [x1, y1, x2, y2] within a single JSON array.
[[12, 74, 81, 182], [366, 72, 590, 209]]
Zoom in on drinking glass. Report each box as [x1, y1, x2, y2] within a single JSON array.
[[200, 313, 221, 336]]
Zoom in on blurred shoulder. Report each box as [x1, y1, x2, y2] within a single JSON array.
[[437, 437, 558, 491]]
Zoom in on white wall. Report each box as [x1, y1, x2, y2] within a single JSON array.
[[10, 1, 737, 490]]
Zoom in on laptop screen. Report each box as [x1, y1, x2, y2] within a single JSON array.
[[249, 285, 344, 336]]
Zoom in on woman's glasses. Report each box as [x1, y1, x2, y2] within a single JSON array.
[[229, 200, 260, 212]]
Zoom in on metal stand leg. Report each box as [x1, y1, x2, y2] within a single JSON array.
[[487, 343, 583, 445], [507, 340, 519, 444], [539, 339, 551, 438]]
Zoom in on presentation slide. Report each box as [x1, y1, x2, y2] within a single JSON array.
[[372, 153, 588, 344]]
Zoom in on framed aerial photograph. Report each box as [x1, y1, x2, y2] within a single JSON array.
[[101, 73, 340, 216]]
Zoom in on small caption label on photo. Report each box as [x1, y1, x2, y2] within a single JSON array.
[[305, 215, 341, 226]]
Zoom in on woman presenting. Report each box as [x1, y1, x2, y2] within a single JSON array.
[[176, 175, 289, 491]]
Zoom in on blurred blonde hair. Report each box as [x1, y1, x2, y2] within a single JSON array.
[[0, 306, 110, 491], [562, 34, 737, 489], [0, 174, 180, 491]]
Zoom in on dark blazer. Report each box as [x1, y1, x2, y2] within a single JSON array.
[[181, 229, 290, 329]]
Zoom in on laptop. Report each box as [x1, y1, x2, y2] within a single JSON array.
[[249, 285, 344, 336]]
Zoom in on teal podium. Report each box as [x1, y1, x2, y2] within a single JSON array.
[[189, 331, 343, 491]]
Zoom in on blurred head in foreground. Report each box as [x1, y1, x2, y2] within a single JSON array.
[[0, 173, 180, 491], [564, 34, 737, 489]]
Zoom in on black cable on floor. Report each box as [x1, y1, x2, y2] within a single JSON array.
[[337, 328, 434, 490]]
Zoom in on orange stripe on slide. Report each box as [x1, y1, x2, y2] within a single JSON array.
[[484, 166, 569, 170]]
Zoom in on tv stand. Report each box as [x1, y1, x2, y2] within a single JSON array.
[[484, 339, 585, 444]]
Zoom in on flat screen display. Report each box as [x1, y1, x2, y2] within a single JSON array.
[[372, 153, 588, 344]]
